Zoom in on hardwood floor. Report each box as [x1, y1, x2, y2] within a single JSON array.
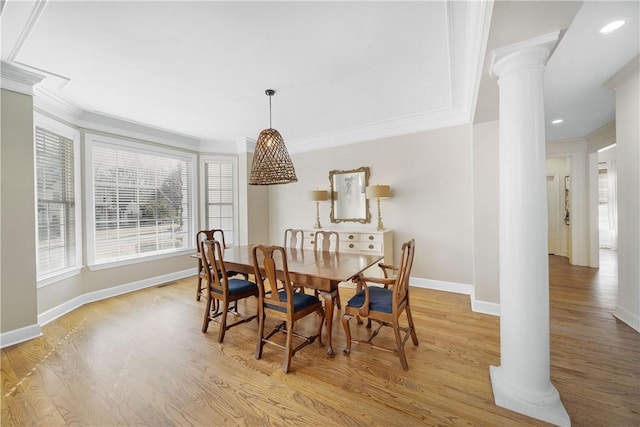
[[2, 251, 638, 426]]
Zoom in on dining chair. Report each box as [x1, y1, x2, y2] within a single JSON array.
[[342, 239, 418, 370], [313, 230, 341, 309], [252, 244, 325, 373], [196, 229, 246, 300], [284, 228, 304, 249], [313, 230, 339, 252], [200, 239, 258, 343]]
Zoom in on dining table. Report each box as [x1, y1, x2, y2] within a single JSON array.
[[218, 245, 383, 356]]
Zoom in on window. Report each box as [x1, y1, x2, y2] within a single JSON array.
[[34, 116, 82, 283], [86, 135, 196, 267], [202, 157, 237, 245]]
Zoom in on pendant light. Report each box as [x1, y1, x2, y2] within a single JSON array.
[[249, 89, 298, 185]]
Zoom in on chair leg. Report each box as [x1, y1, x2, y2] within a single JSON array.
[[316, 308, 325, 347], [196, 271, 203, 301], [393, 321, 409, 371], [217, 300, 230, 343], [201, 295, 212, 333], [406, 305, 419, 346], [342, 313, 353, 355], [255, 311, 265, 360], [283, 320, 294, 373]]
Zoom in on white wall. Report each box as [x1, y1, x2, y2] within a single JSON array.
[[610, 62, 639, 332], [472, 120, 500, 307], [268, 125, 475, 287]]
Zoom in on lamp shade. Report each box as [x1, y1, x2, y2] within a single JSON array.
[[366, 185, 391, 199], [249, 128, 298, 185], [309, 190, 329, 202]]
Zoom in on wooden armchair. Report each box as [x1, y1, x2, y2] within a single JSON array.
[[342, 239, 418, 370], [200, 239, 258, 343], [252, 245, 325, 373]]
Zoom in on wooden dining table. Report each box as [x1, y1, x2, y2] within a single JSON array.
[[219, 245, 383, 356]]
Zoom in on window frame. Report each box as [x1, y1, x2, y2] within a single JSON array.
[[34, 113, 83, 288], [85, 133, 198, 270], [199, 155, 239, 245]]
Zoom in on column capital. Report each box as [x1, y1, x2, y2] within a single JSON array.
[[0, 61, 45, 96], [490, 32, 560, 79]]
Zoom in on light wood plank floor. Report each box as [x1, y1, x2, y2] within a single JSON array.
[[2, 252, 638, 426]]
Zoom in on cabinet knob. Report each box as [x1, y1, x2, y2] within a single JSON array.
[[369, 244, 374, 249], [310, 240, 315, 245], [348, 235, 355, 240], [349, 243, 355, 249], [368, 235, 374, 240]]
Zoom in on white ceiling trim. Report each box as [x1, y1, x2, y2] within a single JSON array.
[[286, 106, 469, 154], [5, 0, 47, 62], [0, 61, 46, 95]]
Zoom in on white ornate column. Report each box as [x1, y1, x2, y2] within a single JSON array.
[[489, 33, 570, 427]]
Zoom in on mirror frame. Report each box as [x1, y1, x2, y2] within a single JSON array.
[[329, 166, 371, 224]]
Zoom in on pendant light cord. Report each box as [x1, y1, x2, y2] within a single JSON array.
[[269, 93, 272, 129]]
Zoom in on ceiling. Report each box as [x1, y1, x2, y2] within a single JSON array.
[[2, 1, 638, 151]]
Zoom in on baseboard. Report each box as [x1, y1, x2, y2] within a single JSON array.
[[410, 277, 500, 317], [38, 268, 197, 326], [411, 277, 473, 295], [614, 305, 640, 333], [0, 323, 42, 349]]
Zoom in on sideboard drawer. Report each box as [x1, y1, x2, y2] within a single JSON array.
[[339, 232, 360, 243], [359, 241, 382, 253], [343, 241, 360, 253], [361, 233, 383, 243]]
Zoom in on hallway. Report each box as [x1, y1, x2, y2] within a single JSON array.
[[548, 250, 639, 426]]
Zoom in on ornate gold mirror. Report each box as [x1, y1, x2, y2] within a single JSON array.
[[329, 166, 371, 224]]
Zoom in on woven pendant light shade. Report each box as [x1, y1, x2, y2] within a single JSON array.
[[249, 89, 298, 185], [249, 128, 298, 185]]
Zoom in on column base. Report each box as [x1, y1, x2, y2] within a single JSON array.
[[490, 365, 570, 427]]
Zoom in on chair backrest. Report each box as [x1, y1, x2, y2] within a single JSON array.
[[313, 230, 339, 252], [200, 238, 229, 295], [252, 245, 294, 313], [392, 239, 416, 311], [284, 229, 304, 249], [196, 229, 227, 254]]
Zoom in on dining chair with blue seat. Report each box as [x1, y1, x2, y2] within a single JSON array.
[[252, 244, 325, 373], [342, 239, 418, 370], [200, 239, 258, 343]]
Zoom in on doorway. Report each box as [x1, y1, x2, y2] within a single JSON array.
[[546, 157, 571, 258]]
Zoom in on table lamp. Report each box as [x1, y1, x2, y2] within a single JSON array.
[[366, 185, 391, 231], [309, 190, 329, 229]]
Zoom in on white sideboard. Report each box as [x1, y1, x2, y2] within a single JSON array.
[[303, 229, 393, 277]]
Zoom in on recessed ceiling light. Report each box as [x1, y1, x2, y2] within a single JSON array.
[[551, 119, 564, 124], [600, 20, 625, 34]]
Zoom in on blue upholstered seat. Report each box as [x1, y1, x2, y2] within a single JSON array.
[[210, 278, 257, 295], [346, 286, 393, 314], [266, 291, 321, 313]]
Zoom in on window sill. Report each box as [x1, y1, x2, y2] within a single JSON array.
[[37, 267, 83, 289], [87, 248, 195, 271]]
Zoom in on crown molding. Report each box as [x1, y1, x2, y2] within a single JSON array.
[[604, 54, 639, 91], [77, 110, 200, 151], [287, 106, 469, 154], [0, 61, 45, 95]]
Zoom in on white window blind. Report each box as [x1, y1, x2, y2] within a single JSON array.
[[91, 142, 193, 264], [35, 126, 77, 276], [204, 161, 235, 245]]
